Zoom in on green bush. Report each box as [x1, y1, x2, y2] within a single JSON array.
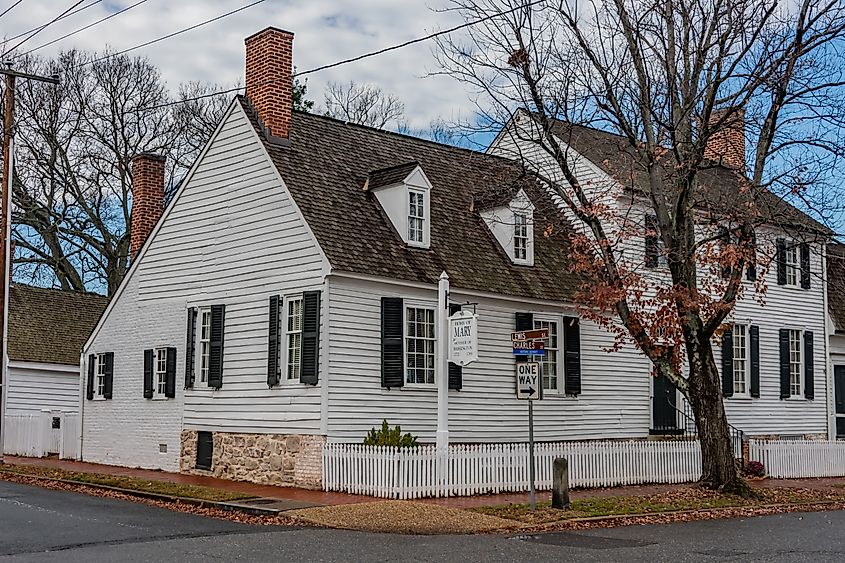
[[363, 419, 419, 447]]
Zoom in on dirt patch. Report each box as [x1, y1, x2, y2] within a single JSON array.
[[290, 500, 521, 534]]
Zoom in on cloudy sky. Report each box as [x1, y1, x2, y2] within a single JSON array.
[[1, 0, 477, 130]]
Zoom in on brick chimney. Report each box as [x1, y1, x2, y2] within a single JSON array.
[[245, 27, 294, 142], [703, 108, 746, 170], [130, 153, 166, 260]]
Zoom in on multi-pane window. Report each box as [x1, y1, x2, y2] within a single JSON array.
[[198, 308, 211, 383], [155, 348, 167, 397], [406, 306, 435, 384], [95, 353, 107, 397], [408, 191, 425, 244], [535, 319, 559, 391], [732, 325, 747, 395], [286, 297, 303, 380], [514, 213, 528, 261], [785, 244, 799, 286], [789, 330, 802, 396]]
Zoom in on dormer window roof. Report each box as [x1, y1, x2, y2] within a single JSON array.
[[366, 162, 432, 249], [477, 188, 535, 266]]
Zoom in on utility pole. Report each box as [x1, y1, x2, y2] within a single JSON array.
[[0, 64, 59, 462]]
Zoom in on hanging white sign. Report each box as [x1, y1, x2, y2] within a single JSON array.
[[448, 310, 478, 366]]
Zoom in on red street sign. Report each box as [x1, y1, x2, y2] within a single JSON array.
[[511, 328, 549, 342], [512, 340, 545, 351]]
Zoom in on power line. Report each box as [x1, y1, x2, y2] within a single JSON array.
[[79, 0, 267, 68], [19, 0, 150, 57], [137, 0, 545, 112], [0, 0, 102, 46], [0, 0, 24, 21], [5, 0, 88, 54]]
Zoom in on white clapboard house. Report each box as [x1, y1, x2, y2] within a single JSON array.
[[79, 27, 836, 488], [4, 284, 108, 456]]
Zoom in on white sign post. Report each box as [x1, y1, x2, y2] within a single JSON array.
[[448, 310, 478, 366]]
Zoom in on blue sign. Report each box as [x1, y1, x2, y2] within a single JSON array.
[[512, 349, 546, 356]]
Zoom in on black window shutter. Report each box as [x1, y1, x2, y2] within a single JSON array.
[[800, 242, 811, 289], [776, 239, 787, 285], [267, 295, 280, 387], [779, 328, 791, 398], [86, 354, 95, 400], [207, 304, 225, 389], [719, 228, 732, 280], [721, 328, 734, 397], [645, 215, 658, 268], [381, 297, 404, 388], [749, 325, 760, 398], [804, 331, 814, 400], [103, 352, 114, 399], [448, 303, 462, 391], [563, 316, 581, 395], [185, 308, 196, 389], [514, 312, 533, 364], [300, 290, 321, 385], [143, 349, 154, 399], [746, 231, 757, 282], [165, 347, 177, 398]]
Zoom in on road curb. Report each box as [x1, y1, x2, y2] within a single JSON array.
[[0, 469, 282, 516]]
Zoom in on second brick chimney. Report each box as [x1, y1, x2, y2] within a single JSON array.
[[703, 108, 746, 170], [245, 27, 294, 142], [130, 153, 166, 260]]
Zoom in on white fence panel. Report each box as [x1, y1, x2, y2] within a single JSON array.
[[2, 413, 48, 457], [323, 439, 703, 499], [749, 439, 845, 479], [59, 413, 80, 460]]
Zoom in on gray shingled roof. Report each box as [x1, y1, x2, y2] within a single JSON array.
[[238, 97, 581, 303], [828, 242, 845, 333], [8, 284, 109, 365], [365, 162, 420, 191]]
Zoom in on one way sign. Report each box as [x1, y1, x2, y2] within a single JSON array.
[[515, 363, 542, 401]]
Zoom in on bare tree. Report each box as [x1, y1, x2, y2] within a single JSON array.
[[323, 80, 405, 129], [436, 0, 845, 493]]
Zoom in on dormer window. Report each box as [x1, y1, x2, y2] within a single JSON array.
[[366, 162, 431, 249], [478, 188, 535, 266], [514, 213, 528, 260], [409, 191, 425, 244]]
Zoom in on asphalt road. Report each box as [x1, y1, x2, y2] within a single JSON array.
[[2, 480, 845, 562]]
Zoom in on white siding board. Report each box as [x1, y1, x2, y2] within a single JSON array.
[[5, 363, 79, 414]]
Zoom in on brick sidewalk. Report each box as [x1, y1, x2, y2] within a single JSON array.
[[6, 455, 843, 509]]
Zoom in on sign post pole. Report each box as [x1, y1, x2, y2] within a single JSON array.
[[436, 271, 449, 450], [528, 396, 536, 511]]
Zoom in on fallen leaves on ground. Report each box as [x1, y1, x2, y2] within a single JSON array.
[[289, 500, 521, 534]]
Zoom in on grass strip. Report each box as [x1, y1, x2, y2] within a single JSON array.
[[0, 464, 252, 502]]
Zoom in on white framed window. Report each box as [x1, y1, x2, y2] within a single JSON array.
[[408, 191, 425, 244], [405, 305, 435, 385], [535, 318, 559, 391], [286, 296, 303, 380], [197, 308, 211, 383], [95, 353, 107, 397], [732, 324, 748, 395], [514, 213, 528, 261], [789, 329, 802, 396], [155, 347, 167, 397], [785, 244, 799, 286]]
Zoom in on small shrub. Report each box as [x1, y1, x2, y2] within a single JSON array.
[[363, 419, 419, 448], [744, 460, 765, 477]]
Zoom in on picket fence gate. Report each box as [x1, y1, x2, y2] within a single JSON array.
[[749, 439, 845, 479], [3, 411, 79, 459], [323, 439, 702, 499]]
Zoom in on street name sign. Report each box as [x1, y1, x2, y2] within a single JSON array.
[[448, 310, 478, 366], [511, 328, 549, 342], [512, 340, 545, 356], [516, 363, 542, 400]]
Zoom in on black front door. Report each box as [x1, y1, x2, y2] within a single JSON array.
[[835, 366, 845, 439], [652, 375, 679, 433]]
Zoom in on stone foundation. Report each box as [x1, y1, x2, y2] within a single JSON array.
[[180, 430, 325, 489]]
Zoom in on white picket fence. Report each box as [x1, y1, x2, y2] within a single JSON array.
[[323, 439, 702, 499], [749, 439, 845, 479], [3, 411, 79, 459]]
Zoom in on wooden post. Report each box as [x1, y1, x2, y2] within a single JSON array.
[[552, 457, 570, 509]]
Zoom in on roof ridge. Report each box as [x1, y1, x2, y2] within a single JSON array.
[[11, 282, 108, 299]]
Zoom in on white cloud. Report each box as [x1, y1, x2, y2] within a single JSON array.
[[2, 0, 479, 129]]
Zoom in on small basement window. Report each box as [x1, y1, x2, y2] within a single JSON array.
[[196, 431, 213, 470]]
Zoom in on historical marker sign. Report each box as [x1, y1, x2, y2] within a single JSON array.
[[448, 310, 478, 366], [515, 363, 542, 400]]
